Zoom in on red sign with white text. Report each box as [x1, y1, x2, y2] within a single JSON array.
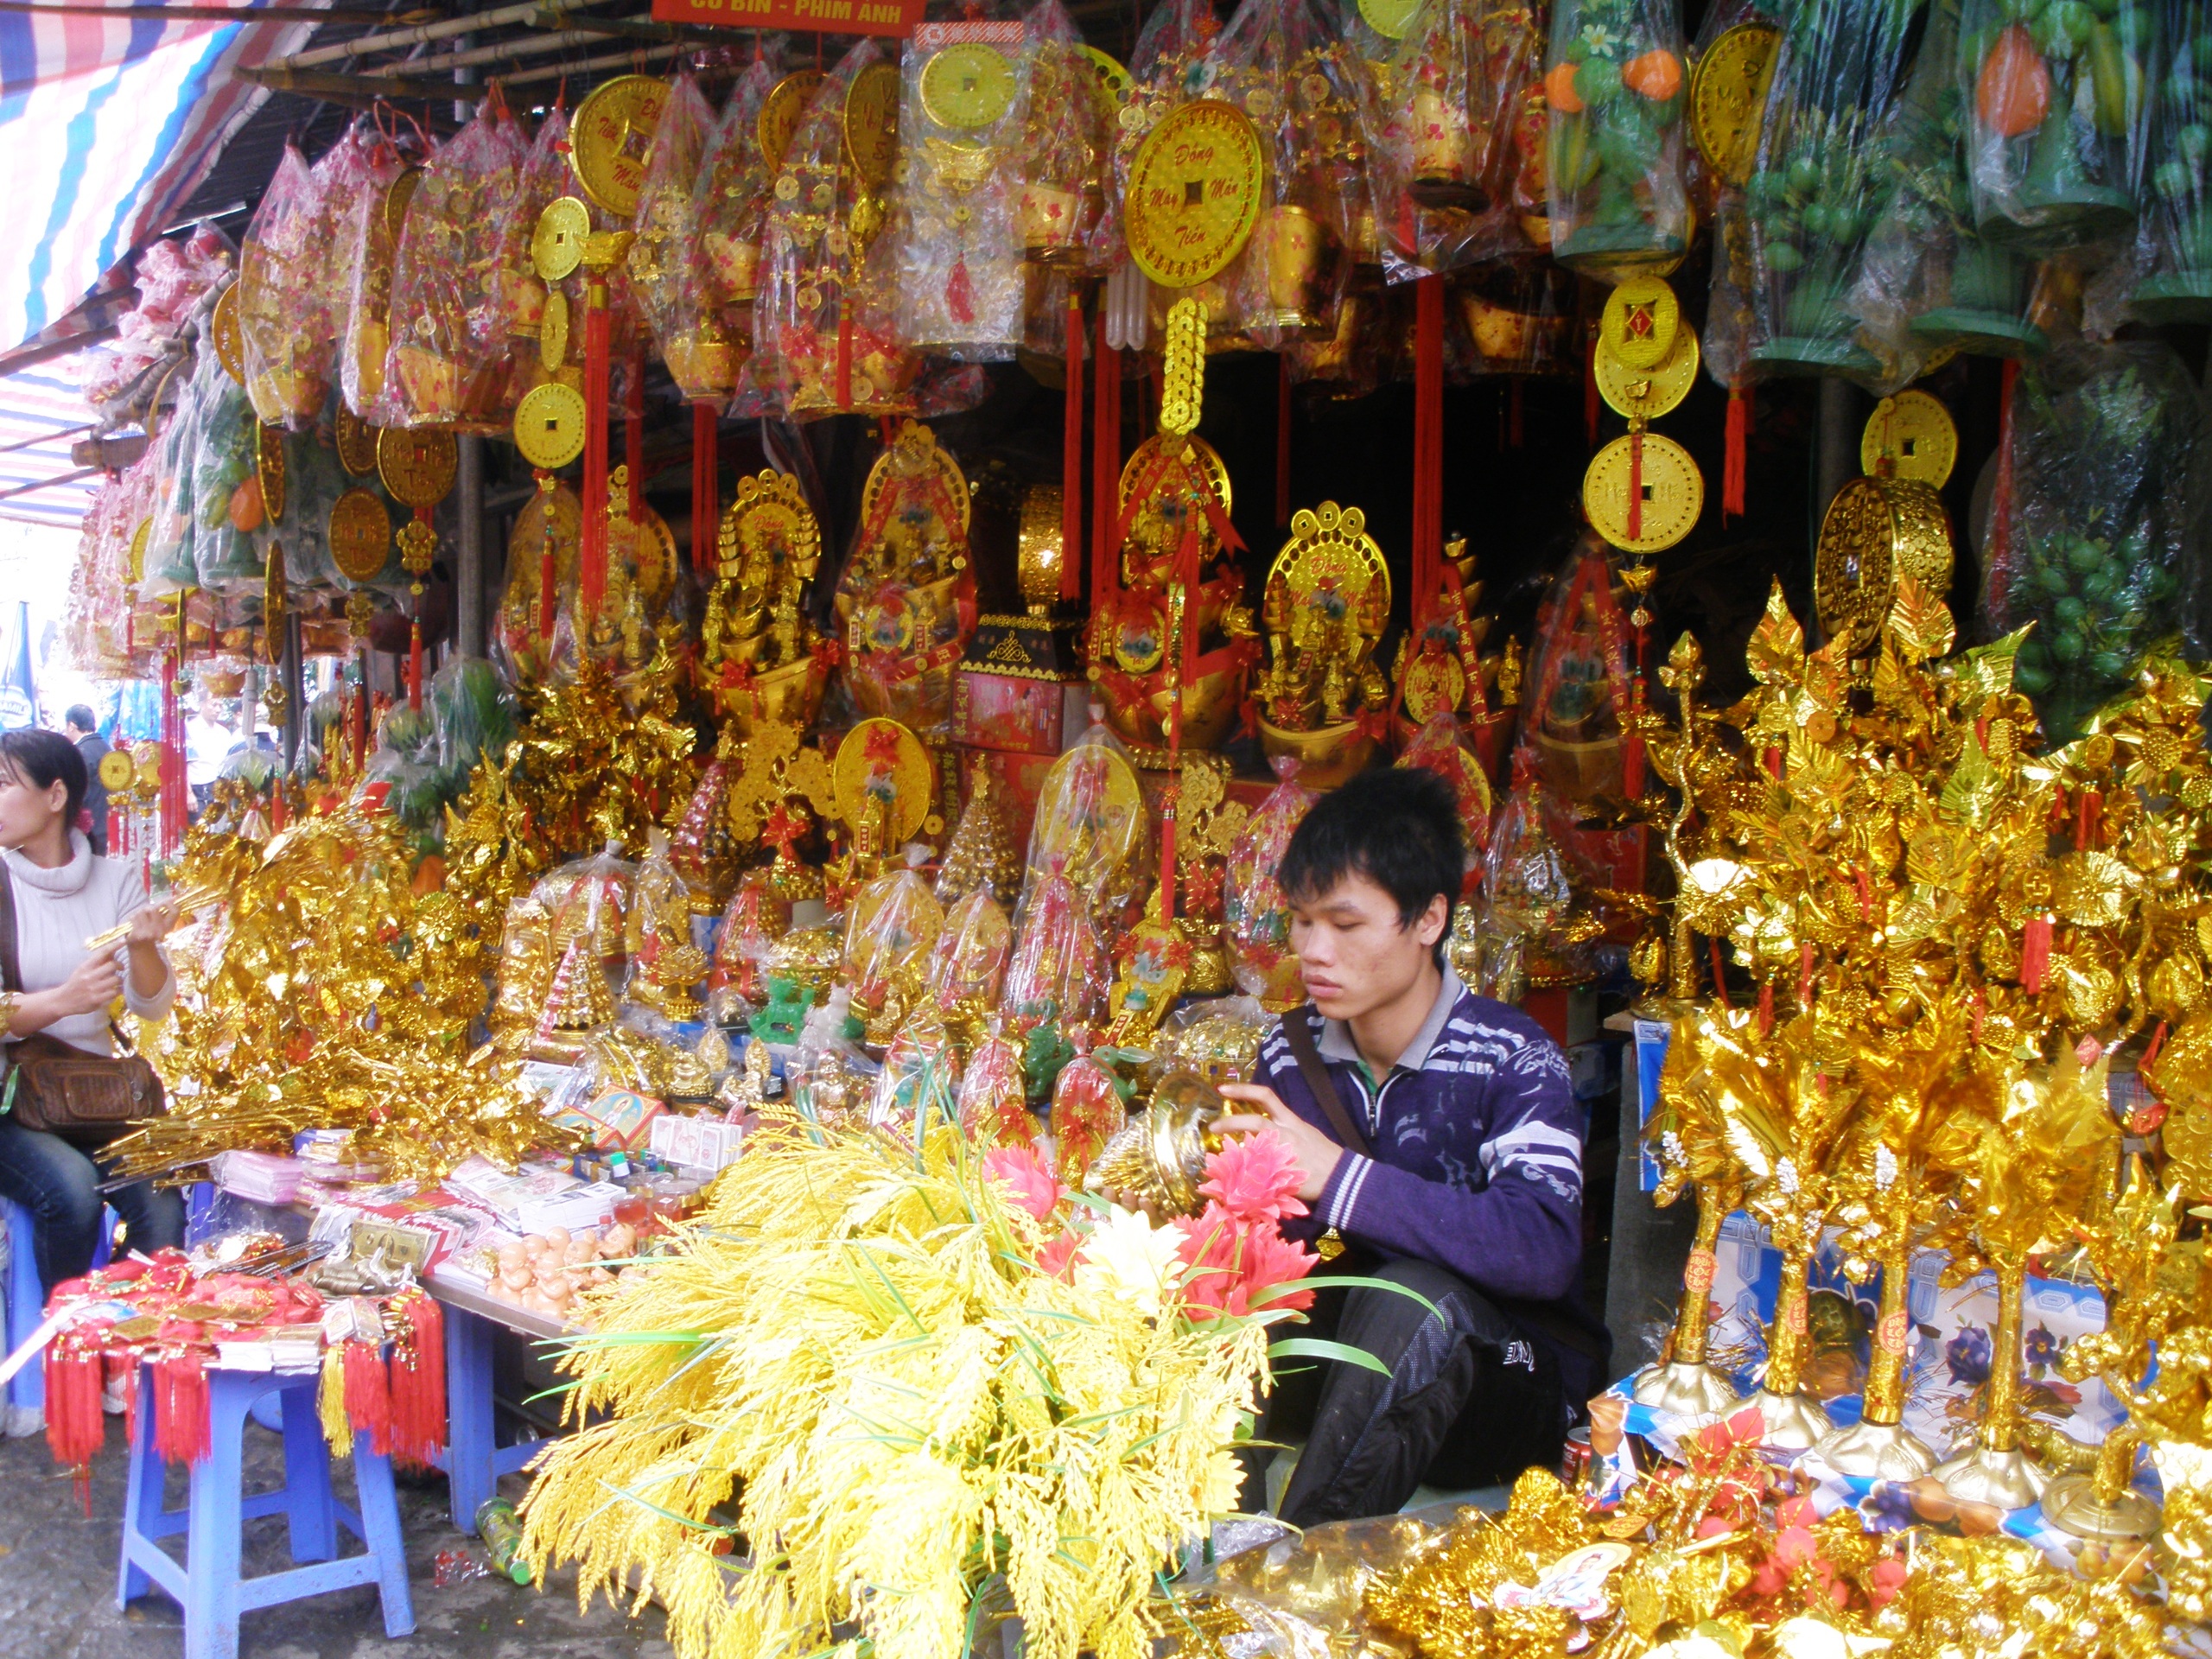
[[652, 0, 925, 37]]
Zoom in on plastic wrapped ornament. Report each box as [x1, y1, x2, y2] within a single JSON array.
[[1014, 0, 1109, 266], [1396, 711, 1495, 874], [1224, 756, 1318, 1011], [956, 1025, 1036, 1147], [1047, 1051, 1128, 1190], [1004, 867, 1109, 1035], [843, 868, 945, 1043], [928, 887, 1014, 1041], [628, 72, 738, 399], [709, 868, 791, 1020], [868, 1005, 961, 1143]]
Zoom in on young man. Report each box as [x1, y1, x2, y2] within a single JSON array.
[[62, 705, 109, 855], [1217, 766, 1608, 1525]]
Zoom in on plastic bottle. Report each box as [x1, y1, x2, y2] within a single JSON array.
[[474, 1497, 533, 1585]]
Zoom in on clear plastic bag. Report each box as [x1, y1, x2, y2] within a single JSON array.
[[1224, 755, 1318, 1011], [709, 869, 792, 1017], [754, 38, 920, 419], [1016, 1, 1109, 269], [141, 343, 217, 598], [1047, 1051, 1126, 1186], [1739, 0, 1929, 385], [190, 355, 265, 594], [629, 72, 733, 399], [534, 842, 639, 974], [1356, 0, 1546, 280], [1982, 340, 2210, 741], [257, 420, 348, 593], [237, 141, 344, 428], [897, 10, 1032, 358], [1542, 0, 1694, 275], [1396, 711, 1495, 874], [337, 122, 415, 419], [695, 55, 782, 348], [1098, 0, 1223, 275], [375, 99, 531, 429], [2132, 0, 2212, 322], [1484, 759, 1597, 990], [1004, 869, 1108, 1033], [927, 887, 1013, 1008], [1956, 0, 2152, 252]]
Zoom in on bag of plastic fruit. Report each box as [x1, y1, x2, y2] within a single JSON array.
[[2130, 0, 2212, 324], [1542, 0, 1694, 276]]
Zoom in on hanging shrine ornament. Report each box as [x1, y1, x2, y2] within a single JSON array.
[[377, 425, 457, 706], [1122, 99, 1268, 288], [1583, 277, 1705, 613]]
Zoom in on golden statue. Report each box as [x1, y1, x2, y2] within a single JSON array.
[[705, 470, 830, 738], [1255, 501, 1391, 789]]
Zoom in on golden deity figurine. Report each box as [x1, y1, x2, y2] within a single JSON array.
[[1255, 501, 1392, 789], [839, 421, 976, 732], [704, 470, 831, 738], [1392, 535, 1510, 763]]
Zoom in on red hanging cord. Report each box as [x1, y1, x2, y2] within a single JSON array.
[[579, 275, 613, 627], [692, 403, 719, 583], [1090, 311, 1121, 616], [1722, 384, 1748, 519], [1062, 285, 1084, 602]]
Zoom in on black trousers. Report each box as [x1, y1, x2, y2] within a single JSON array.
[[1244, 1256, 1570, 1527]]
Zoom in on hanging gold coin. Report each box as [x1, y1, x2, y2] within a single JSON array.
[[1814, 477, 1899, 657], [329, 487, 393, 584], [514, 382, 588, 472], [255, 423, 286, 522], [1860, 389, 1958, 488], [383, 166, 423, 242], [1582, 432, 1703, 554], [128, 518, 149, 582], [98, 748, 135, 793], [844, 60, 902, 190], [920, 42, 1015, 130], [212, 284, 245, 385], [1596, 321, 1700, 423], [833, 717, 934, 846], [570, 75, 671, 217], [1689, 22, 1781, 187], [1124, 99, 1266, 289], [335, 405, 378, 476], [376, 426, 457, 511], [540, 287, 570, 371], [1358, 0, 1422, 38], [1077, 46, 1131, 122], [533, 196, 591, 283], [759, 70, 825, 171], [1600, 276, 1681, 372]]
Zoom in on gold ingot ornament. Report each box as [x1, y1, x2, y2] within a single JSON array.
[[1124, 100, 1266, 289], [569, 76, 671, 217], [1583, 433, 1703, 554], [1689, 21, 1781, 187], [1861, 388, 1959, 487]]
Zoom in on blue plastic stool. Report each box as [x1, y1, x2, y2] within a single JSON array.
[[116, 1363, 416, 1659], [430, 1301, 544, 1532], [6, 1198, 121, 1416]]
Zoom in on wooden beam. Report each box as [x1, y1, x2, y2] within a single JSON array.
[[232, 60, 468, 104]]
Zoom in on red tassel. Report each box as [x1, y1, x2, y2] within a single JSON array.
[[1413, 276, 1445, 633], [945, 255, 976, 327], [1723, 385, 1748, 519], [692, 403, 719, 583], [1062, 287, 1084, 603], [154, 1351, 209, 1467], [1626, 429, 1644, 543], [386, 1292, 447, 1470], [580, 283, 613, 626], [2076, 788, 2101, 851], [1708, 940, 1731, 1007], [343, 1338, 393, 1458], [270, 784, 287, 834], [1584, 321, 1600, 448], [45, 1340, 105, 1476], [406, 619, 423, 711], [1758, 980, 1774, 1040], [1275, 354, 1293, 529], [2021, 915, 2053, 996], [1799, 942, 1815, 1007], [836, 309, 854, 410], [1090, 312, 1121, 613]]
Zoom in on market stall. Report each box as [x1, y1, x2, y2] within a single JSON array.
[[10, 0, 2212, 1655]]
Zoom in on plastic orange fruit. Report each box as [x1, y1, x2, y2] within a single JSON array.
[[1977, 24, 2050, 139], [1623, 49, 1682, 102], [1544, 60, 1585, 115]]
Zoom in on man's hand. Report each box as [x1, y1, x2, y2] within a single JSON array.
[[1216, 1083, 1345, 1204], [54, 951, 124, 1018]]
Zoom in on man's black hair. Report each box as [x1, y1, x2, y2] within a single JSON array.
[[0, 727, 88, 829], [63, 705, 97, 734], [1280, 766, 1464, 940]]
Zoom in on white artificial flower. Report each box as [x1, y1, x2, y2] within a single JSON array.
[[1073, 1205, 1185, 1323]]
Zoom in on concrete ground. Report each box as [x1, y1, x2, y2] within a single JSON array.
[[0, 1421, 671, 1659]]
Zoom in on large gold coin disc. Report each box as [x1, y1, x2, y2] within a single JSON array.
[[334, 406, 378, 476], [514, 382, 588, 472], [1601, 276, 1681, 372], [1077, 46, 1131, 124], [1582, 433, 1703, 554], [759, 70, 825, 171], [844, 61, 901, 190], [509, 483, 582, 600], [1815, 477, 1898, 657], [570, 75, 671, 217], [1885, 475, 1956, 595], [1124, 99, 1267, 289], [383, 167, 423, 243], [540, 288, 570, 370], [212, 284, 245, 385], [532, 196, 591, 283], [329, 487, 393, 583], [921, 42, 1015, 130], [128, 518, 150, 582], [377, 426, 457, 511], [1118, 434, 1234, 520], [255, 423, 286, 522], [1597, 321, 1700, 423], [1861, 389, 1959, 489], [1691, 22, 1781, 187], [98, 748, 135, 793], [833, 717, 933, 846], [1358, 0, 1422, 38]]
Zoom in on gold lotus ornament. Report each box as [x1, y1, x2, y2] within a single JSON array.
[[1085, 1067, 1229, 1217]]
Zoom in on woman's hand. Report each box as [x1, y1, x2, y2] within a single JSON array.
[[1215, 1083, 1346, 1203], [126, 897, 179, 948], [52, 950, 124, 1018]]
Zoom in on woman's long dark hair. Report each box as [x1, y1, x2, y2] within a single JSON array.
[[0, 728, 87, 830]]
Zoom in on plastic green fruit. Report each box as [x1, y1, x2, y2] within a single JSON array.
[[2052, 628, 2088, 665], [2053, 594, 2088, 627], [1575, 58, 1622, 106], [2092, 649, 2131, 680], [1766, 242, 1805, 271], [2065, 539, 2104, 574]]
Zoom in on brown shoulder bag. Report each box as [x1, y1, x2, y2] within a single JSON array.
[[0, 862, 165, 1136]]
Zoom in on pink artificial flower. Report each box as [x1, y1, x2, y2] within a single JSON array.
[[1172, 1203, 1320, 1318], [1236, 1224, 1319, 1313], [982, 1144, 1065, 1223], [1198, 1129, 1308, 1224], [1034, 1228, 1081, 1280]]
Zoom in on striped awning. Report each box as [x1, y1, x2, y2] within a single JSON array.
[[0, 356, 101, 529]]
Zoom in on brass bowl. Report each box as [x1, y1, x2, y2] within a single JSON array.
[[1259, 715, 1376, 791]]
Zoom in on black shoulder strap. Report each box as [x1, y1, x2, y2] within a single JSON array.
[[1281, 1007, 1372, 1159], [0, 861, 17, 996]]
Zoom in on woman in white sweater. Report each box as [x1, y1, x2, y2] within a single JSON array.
[[0, 728, 184, 1305]]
